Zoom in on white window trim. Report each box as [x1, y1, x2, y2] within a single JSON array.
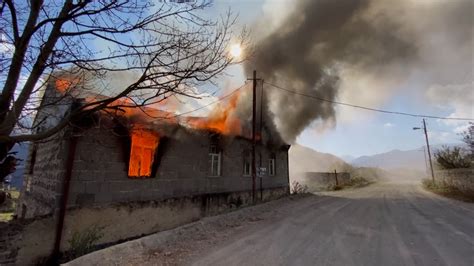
[[209, 152, 221, 176]]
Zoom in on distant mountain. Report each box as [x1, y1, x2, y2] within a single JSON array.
[[289, 144, 350, 182], [340, 155, 356, 163], [351, 144, 461, 171], [352, 149, 425, 170]]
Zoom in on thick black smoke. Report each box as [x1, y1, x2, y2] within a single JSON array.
[[243, 0, 473, 142]]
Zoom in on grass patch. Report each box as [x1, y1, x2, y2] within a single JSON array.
[[61, 225, 105, 262], [0, 212, 14, 222], [422, 179, 474, 203], [0, 189, 20, 222]]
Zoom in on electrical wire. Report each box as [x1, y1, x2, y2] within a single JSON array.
[[263, 81, 474, 121]]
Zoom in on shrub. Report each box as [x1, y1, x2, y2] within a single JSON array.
[[422, 178, 474, 202], [434, 146, 471, 169], [327, 184, 343, 191], [291, 181, 308, 194], [67, 225, 104, 260], [347, 176, 371, 187], [460, 122, 473, 159]]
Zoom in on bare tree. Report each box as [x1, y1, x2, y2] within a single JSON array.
[[0, 0, 243, 161], [460, 122, 473, 159], [434, 146, 471, 170]]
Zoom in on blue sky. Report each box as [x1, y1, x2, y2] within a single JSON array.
[[3, 0, 470, 159], [202, 0, 473, 158]]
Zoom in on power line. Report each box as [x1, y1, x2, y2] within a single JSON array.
[[264, 81, 474, 121]]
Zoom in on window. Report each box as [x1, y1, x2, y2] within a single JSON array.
[[269, 153, 276, 176], [209, 144, 221, 176], [243, 150, 252, 176], [128, 129, 159, 178]]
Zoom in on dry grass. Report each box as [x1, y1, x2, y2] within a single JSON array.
[[422, 179, 474, 203], [327, 177, 373, 191], [0, 189, 20, 222], [0, 212, 14, 222]]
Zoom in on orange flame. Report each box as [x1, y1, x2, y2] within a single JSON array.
[[128, 128, 160, 178], [186, 91, 242, 135], [55, 79, 76, 93], [53, 77, 252, 176]]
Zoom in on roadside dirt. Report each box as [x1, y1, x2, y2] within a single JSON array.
[[67, 181, 474, 266], [65, 193, 313, 266]]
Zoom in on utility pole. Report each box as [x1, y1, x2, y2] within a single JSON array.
[[423, 118, 435, 182], [422, 146, 429, 175], [259, 80, 264, 201], [250, 70, 260, 203]]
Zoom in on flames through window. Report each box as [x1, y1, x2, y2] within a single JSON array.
[[128, 128, 159, 178]]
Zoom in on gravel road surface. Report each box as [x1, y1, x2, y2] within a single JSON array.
[[67, 181, 473, 266], [192, 181, 473, 266]]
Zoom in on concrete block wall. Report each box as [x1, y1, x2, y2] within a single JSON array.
[[67, 126, 289, 208], [17, 134, 69, 218], [7, 187, 287, 265]]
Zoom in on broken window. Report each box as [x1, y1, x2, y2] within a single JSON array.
[[243, 150, 252, 176], [209, 144, 221, 176], [269, 153, 276, 176], [128, 129, 159, 178]]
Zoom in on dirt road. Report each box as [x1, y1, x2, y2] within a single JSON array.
[[68, 181, 473, 266], [192, 181, 473, 266]]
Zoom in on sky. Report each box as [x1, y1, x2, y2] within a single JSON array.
[[198, 0, 473, 158], [2, 0, 472, 159]]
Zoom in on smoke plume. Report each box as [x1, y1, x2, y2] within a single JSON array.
[[244, 0, 473, 143]]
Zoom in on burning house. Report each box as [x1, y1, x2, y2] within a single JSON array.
[[9, 76, 289, 264]]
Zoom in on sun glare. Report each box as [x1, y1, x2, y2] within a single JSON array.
[[230, 44, 242, 58]]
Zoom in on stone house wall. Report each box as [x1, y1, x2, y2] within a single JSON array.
[[6, 187, 287, 265], [17, 127, 290, 218], [7, 123, 289, 265], [17, 133, 70, 218]]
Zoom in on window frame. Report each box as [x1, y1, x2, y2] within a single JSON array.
[[209, 144, 222, 177], [243, 150, 252, 176], [128, 130, 159, 179], [269, 153, 276, 176]]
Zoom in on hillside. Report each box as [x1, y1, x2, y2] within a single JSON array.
[[289, 144, 350, 182], [351, 149, 426, 170], [350, 144, 461, 171]]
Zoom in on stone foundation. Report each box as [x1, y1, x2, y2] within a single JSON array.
[[2, 187, 287, 265]]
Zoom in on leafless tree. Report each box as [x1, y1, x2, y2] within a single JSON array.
[[0, 0, 245, 161], [460, 122, 473, 159], [434, 146, 471, 170]]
